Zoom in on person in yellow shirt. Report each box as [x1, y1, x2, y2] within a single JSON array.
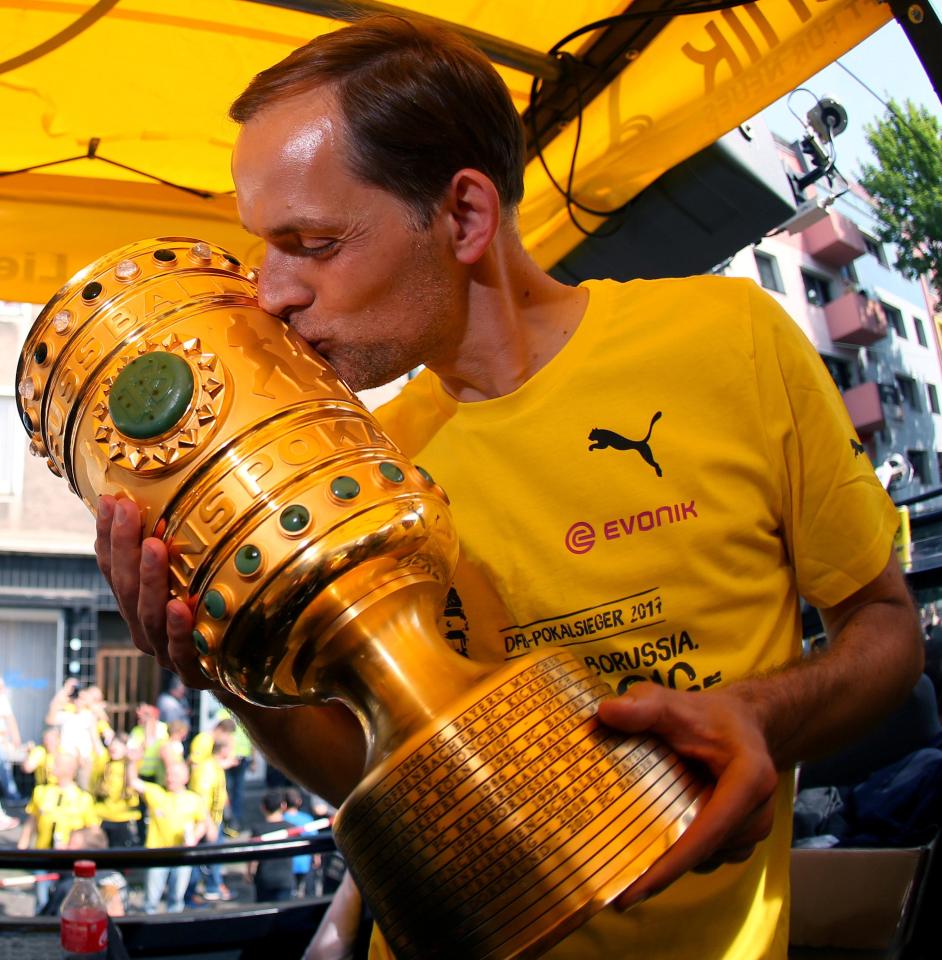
[[129, 759, 213, 914], [22, 727, 60, 788], [17, 752, 99, 913], [157, 720, 190, 787], [92, 734, 142, 848], [18, 752, 99, 850], [94, 15, 924, 960], [185, 733, 231, 902]]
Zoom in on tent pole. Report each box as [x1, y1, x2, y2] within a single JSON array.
[[888, 0, 942, 103], [244, 0, 563, 79]]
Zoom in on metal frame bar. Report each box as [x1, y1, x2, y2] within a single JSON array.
[[243, 0, 680, 163], [243, 0, 563, 79], [0, 833, 337, 869], [889, 0, 942, 104], [523, 1, 690, 161]]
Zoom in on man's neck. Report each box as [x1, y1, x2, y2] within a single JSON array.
[[431, 237, 589, 403]]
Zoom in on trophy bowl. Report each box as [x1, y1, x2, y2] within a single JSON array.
[[16, 238, 704, 958]]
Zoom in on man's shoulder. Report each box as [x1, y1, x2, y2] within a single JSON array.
[[584, 276, 764, 362], [599, 275, 758, 312], [284, 810, 314, 825], [142, 781, 166, 803]]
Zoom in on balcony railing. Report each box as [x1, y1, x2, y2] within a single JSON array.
[[841, 381, 885, 436], [825, 292, 888, 347], [803, 211, 867, 267]]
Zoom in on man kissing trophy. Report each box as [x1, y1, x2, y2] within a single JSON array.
[[17, 237, 702, 959]]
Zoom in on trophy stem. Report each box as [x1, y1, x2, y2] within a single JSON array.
[[296, 576, 496, 772]]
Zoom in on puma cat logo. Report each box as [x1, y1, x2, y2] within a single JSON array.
[[588, 411, 663, 477], [850, 438, 866, 458]]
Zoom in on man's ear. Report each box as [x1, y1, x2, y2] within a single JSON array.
[[442, 169, 501, 265]]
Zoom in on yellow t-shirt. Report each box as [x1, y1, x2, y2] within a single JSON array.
[[141, 783, 208, 849], [188, 735, 228, 826], [93, 758, 142, 823], [26, 745, 56, 786], [26, 783, 99, 849], [368, 277, 898, 960]]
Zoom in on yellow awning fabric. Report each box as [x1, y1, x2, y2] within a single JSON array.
[[0, 0, 891, 304]]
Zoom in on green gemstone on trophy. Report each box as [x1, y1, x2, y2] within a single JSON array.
[[192, 630, 209, 655], [379, 462, 404, 483], [417, 466, 434, 485], [331, 476, 360, 500], [108, 351, 194, 440], [203, 589, 227, 620], [280, 504, 310, 532], [235, 544, 261, 575]]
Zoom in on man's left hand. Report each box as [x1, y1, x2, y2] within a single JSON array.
[[597, 683, 779, 910]]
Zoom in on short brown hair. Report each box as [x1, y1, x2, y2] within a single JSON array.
[[230, 15, 525, 225]]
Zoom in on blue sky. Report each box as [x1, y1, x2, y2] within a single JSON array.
[[761, 17, 941, 179]]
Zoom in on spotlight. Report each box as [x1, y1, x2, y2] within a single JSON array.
[[807, 97, 848, 140]]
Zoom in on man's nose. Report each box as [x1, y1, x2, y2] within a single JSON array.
[[256, 248, 313, 319]]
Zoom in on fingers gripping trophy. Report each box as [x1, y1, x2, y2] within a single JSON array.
[[17, 238, 704, 959]]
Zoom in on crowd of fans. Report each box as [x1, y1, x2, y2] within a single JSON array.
[[0, 677, 336, 916]]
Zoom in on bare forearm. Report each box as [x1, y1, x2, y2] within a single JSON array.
[[17, 820, 33, 849], [217, 693, 366, 807], [734, 559, 923, 770]]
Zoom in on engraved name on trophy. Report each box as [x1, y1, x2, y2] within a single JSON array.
[[17, 238, 704, 959]]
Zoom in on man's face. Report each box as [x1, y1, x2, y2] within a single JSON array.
[[55, 753, 78, 783], [232, 91, 460, 391], [165, 762, 188, 791]]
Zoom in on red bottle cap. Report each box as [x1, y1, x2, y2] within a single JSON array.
[[73, 860, 96, 878]]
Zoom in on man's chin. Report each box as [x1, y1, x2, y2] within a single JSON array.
[[328, 354, 412, 394]]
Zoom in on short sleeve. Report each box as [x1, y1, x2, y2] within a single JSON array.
[[142, 782, 164, 809], [749, 283, 899, 608]]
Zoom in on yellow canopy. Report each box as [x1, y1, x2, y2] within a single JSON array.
[[0, 0, 891, 304]]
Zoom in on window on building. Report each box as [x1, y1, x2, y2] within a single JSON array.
[[754, 252, 784, 293], [802, 271, 832, 306], [863, 235, 889, 268], [879, 382, 900, 403], [907, 449, 929, 485], [896, 374, 919, 410], [839, 263, 859, 285], [822, 355, 852, 391], [914, 317, 929, 347], [928, 384, 941, 415], [883, 303, 906, 338]]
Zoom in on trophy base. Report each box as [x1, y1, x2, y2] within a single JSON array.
[[334, 651, 704, 959]]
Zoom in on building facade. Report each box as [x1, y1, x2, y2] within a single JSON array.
[[725, 134, 942, 507], [0, 301, 150, 742]]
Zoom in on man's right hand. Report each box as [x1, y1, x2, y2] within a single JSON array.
[[97, 496, 368, 805], [95, 495, 213, 690]]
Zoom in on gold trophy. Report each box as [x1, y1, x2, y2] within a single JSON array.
[[17, 238, 704, 959]]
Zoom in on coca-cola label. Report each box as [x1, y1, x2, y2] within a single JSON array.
[[61, 910, 108, 952]]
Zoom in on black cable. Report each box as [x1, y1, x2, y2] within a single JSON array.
[[546, 0, 758, 57], [835, 59, 940, 158], [0, 140, 226, 199], [0, 0, 119, 75], [529, 0, 759, 238]]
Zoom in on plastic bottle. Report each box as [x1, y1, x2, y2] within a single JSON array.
[[60, 860, 108, 959]]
